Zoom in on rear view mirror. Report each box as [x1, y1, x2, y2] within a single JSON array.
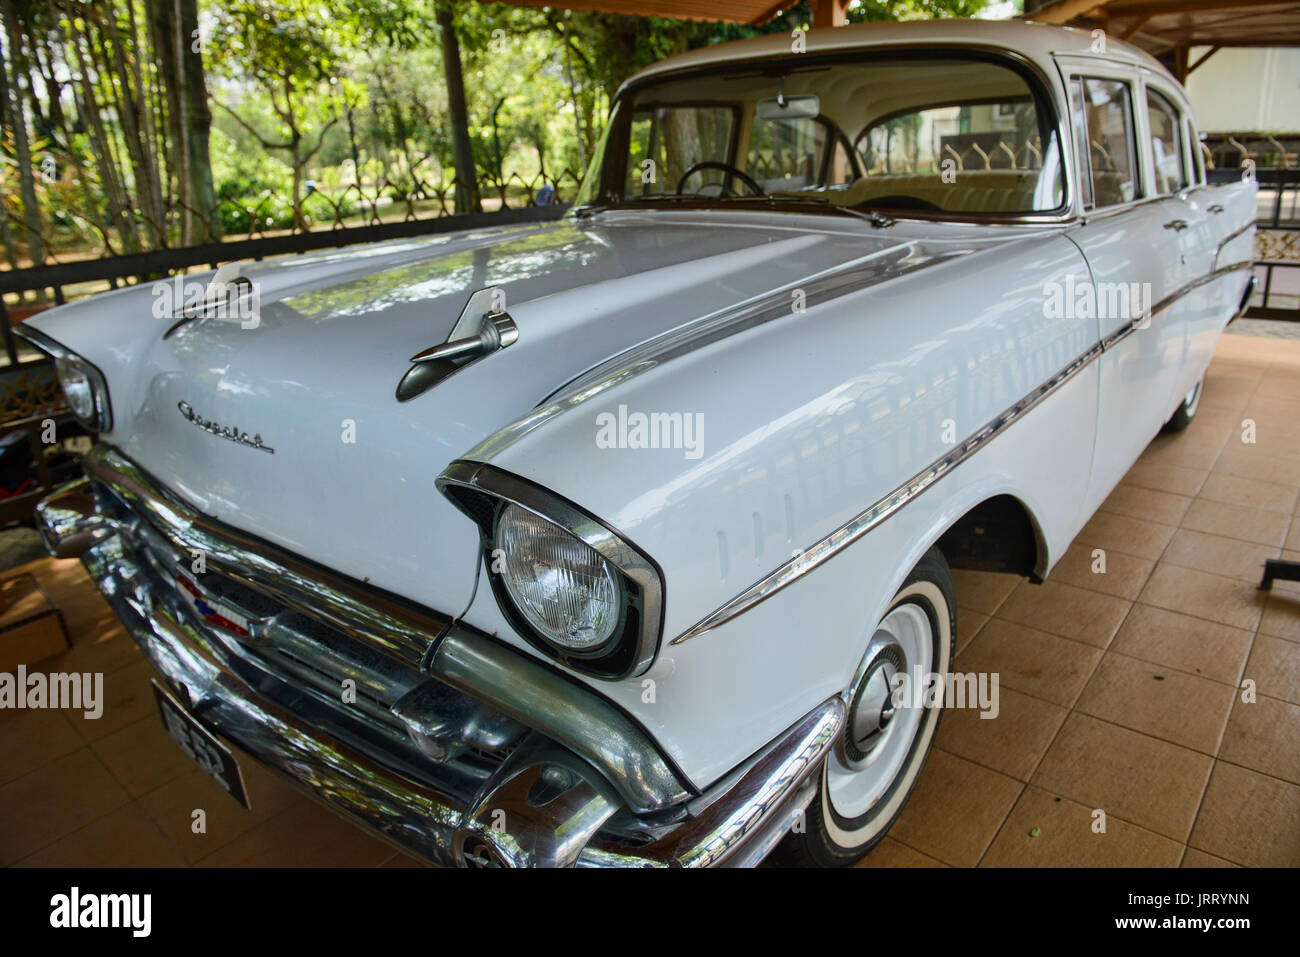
[[756, 94, 820, 122]]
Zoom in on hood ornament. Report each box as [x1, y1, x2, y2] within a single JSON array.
[[397, 286, 518, 402]]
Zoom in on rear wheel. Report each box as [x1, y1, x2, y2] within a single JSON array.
[[778, 548, 955, 867], [1163, 377, 1203, 433]]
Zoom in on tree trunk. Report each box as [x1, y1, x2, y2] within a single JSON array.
[[435, 2, 479, 214], [171, 0, 219, 241], [0, 0, 45, 265]]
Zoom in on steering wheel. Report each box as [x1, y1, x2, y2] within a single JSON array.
[[863, 194, 943, 213], [676, 161, 765, 198]]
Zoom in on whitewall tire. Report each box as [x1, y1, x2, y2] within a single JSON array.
[[778, 547, 955, 867]]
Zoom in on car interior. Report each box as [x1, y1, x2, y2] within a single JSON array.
[[616, 55, 1066, 215]]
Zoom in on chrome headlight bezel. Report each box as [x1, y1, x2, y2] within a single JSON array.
[[437, 461, 664, 680], [16, 325, 113, 432]]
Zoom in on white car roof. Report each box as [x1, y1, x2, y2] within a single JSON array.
[[620, 18, 1172, 94]]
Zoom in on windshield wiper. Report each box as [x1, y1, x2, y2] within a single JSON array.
[[758, 194, 896, 228]]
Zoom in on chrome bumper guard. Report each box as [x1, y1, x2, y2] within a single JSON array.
[[36, 449, 844, 867]]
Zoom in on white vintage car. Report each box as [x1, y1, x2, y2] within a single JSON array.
[[24, 19, 1256, 867]]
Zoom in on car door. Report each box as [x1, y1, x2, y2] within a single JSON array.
[[1143, 78, 1216, 406], [1059, 65, 1202, 514]]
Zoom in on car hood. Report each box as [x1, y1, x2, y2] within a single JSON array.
[[27, 211, 936, 622]]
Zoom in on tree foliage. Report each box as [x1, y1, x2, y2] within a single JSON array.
[[0, 0, 989, 265]]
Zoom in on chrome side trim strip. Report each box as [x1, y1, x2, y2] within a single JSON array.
[[535, 241, 967, 412], [673, 338, 1103, 644], [673, 258, 1256, 644]]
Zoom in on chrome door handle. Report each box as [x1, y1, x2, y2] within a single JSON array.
[[1163, 219, 1189, 231], [1207, 204, 1224, 214]]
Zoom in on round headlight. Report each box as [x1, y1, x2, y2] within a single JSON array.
[[495, 503, 622, 652], [54, 356, 97, 425]]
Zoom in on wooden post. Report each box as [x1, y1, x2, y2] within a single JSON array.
[[811, 0, 848, 28]]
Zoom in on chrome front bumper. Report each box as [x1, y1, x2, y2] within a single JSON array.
[[36, 450, 845, 867]]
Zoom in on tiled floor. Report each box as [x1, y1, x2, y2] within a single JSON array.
[[3, 331, 1300, 867]]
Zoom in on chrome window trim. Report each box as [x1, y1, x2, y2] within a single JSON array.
[[672, 259, 1255, 644], [437, 460, 665, 680], [604, 44, 1078, 226]]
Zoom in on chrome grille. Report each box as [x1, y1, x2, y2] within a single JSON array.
[[92, 475, 522, 786]]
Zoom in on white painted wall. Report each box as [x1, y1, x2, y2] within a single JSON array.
[[1185, 46, 1300, 133]]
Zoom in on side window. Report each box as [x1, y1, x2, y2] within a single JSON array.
[[747, 115, 842, 192], [623, 106, 735, 197], [1146, 88, 1188, 195], [1081, 77, 1141, 207]]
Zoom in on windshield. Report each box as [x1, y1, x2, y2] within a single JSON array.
[[575, 52, 1066, 218]]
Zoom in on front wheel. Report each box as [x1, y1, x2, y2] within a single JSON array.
[[1163, 377, 1203, 433], [778, 547, 955, 867]]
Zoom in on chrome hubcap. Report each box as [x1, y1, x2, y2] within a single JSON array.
[[845, 643, 903, 761], [1184, 380, 1202, 416], [827, 602, 934, 820]]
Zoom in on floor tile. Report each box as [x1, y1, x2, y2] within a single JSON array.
[[1119, 462, 1207, 498], [1180, 847, 1239, 868], [1243, 633, 1300, 706], [1099, 484, 1192, 526], [91, 716, 198, 798], [1074, 652, 1234, 755], [1179, 498, 1290, 548], [66, 657, 160, 743], [1161, 528, 1279, 583], [1189, 762, 1300, 867], [956, 618, 1103, 708], [955, 605, 989, 657], [1137, 564, 1266, 632], [1110, 603, 1253, 684], [1074, 510, 1177, 562], [995, 579, 1132, 648], [935, 685, 1066, 781], [856, 837, 948, 868], [1213, 445, 1300, 488], [887, 748, 1022, 868], [15, 801, 186, 867], [1048, 542, 1154, 601], [0, 708, 83, 786], [949, 569, 1021, 616], [0, 747, 130, 865], [1218, 694, 1300, 785], [137, 762, 302, 864], [980, 786, 1182, 867], [1197, 471, 1299, 514], [194, 799, 395, 867], [1259, 593, 1300, 643], [1030, 713, 1212, 842]]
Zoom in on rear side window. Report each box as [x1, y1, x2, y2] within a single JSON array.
[[624, 105, 736, 196], [1147, 88, 1188, 194], [1080, 78, 1141, 207]]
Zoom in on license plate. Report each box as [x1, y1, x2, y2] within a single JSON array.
[[152, 681, 249, 808]]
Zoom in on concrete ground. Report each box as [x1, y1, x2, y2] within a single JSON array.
[[2, 330, 1299, 867]]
